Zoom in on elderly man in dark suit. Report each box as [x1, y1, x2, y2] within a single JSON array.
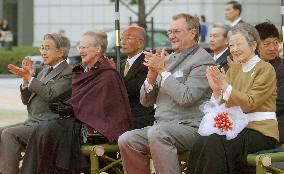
[[121, 25, 155, 129], [209, 24, 231, 71], [1, 33, 72, 174], [118, 13, 214, 174]]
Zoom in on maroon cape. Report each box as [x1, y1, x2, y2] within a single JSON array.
[[68, 57, 133, 143]]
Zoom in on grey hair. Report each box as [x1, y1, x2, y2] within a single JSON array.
[[212, 24, 230, 38], [82, 31, 108, 54], [124, 25, 146, 41], [172, 13, 200, 42], [44, 33, 71, 59], [227, 23, 260, 46]]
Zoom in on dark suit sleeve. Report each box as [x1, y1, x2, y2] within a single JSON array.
[[125, 64, 148, 99], [20, 69, 46, 105], [276, 60, 284, 116], [20, 84, 32, 105]]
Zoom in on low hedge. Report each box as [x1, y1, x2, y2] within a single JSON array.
[[0, 47, 40, 74]]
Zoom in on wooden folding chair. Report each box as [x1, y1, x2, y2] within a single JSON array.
[[81, 144, 123, 174], [247, 147, 284, 174]]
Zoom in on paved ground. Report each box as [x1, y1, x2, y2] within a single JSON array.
[[0, 78, 26, 127]]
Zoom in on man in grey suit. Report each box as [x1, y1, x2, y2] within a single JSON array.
[[1, 33, 73, 174], [118, 13, 214, 174]]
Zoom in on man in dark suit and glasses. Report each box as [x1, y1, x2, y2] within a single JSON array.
[[121, 25, 155, 129], [2, 33, 72, 174]]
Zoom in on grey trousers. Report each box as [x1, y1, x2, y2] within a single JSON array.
[[118, 121, 199, 174], [0, 121, 38, 174]]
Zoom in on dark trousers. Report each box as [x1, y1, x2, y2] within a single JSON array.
[[187, 128, 277, 174]]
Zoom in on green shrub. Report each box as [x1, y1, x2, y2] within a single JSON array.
[[0, 47, 40, 74]]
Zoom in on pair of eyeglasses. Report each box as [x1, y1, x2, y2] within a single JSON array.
[[167, 28, 190, 36], [76, 46, 96, 51], [120, 37, 139, 41], [39, 47, 58, 52]]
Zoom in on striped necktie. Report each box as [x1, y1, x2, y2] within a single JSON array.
[[124, 62, 130, 77], [45, 67, 53, 76]]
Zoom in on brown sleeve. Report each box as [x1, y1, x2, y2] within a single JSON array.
[[226, 63, 276, 112]]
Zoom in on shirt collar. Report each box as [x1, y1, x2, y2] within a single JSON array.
[[51, 59, 65, 69], [126, 52, 142, 68], [172, 44, 199, 58], [213, 47, 228, 61], [230, 17, 241, 27], [242, 55, 261, 72]]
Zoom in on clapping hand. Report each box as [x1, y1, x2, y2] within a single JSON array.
[[206, 66, 228, 97], [143, 49, 167, 85], [8, 56, 35, 86], [22, 57, 35, 76], [143, 48, 167, 74]]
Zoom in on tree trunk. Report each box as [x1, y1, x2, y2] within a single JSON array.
[[138, 0, 147, 29]]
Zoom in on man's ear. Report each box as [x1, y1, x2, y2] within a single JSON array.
[[58, 48, 65, 58], [191, 28, 198, 39], [138, 39, 145, 49], [225, 39, 229, 46]]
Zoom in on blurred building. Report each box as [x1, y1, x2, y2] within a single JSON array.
[[0, 0, 33, 46], [0, 0, 281, 46]]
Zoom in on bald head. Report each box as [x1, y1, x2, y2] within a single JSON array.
[[121, 25, 146, 57], [123, 25, 146, 40]]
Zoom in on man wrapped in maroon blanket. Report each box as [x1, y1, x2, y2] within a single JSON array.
[[20, 30, 133, 174]]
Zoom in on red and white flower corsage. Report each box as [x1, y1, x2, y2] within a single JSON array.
[[198, 101, 248, 140], [213, 112, 233, 132]]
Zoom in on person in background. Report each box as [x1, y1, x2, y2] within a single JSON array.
[[209, 24, 231, 71], [0, 17, 10, 46], [0, 18, 9, 31], [118, 13, 214, 174], [188, 23, 279, 174], [1, 33, 72, 174], [255, 22, 284, 143], [224, 1, 245, 27], [120, 25, 155, 129], [199, 15, 208, 42], [20, 30, 133, 174]]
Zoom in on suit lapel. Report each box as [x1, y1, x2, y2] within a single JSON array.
[[216, 49, 230, 68], [28, 93, 37, 104], [124, 54, 145, 80], [41, 61, 68, 84], [27, 68, 47, 103], [167, 45, 200, 72], [27, 60, 68, 103]]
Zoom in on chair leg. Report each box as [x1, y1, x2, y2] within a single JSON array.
[[90, 152, 100, 174], [255, 155, 267, 174]]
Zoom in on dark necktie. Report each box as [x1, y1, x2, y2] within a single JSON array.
[[45, 67, 53, 77]]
